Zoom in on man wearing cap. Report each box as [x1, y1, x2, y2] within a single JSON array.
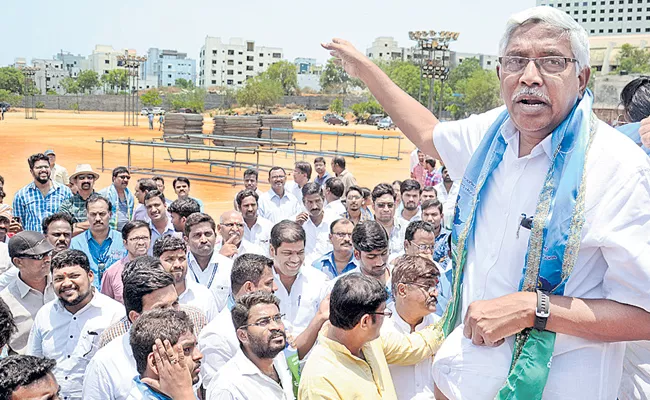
[[44, 150, 69, 187], [0, 231, 56, 355], [59, 164, 100, 237]]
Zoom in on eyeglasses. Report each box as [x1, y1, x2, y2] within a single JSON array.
[[375, 202, 394, 209], [128, 236, 150, 243], [347, 195, 362, 201], [408, 241, 435, 252], [403, 281, 439, 295], [240, 313, 285, 329], [369, 309, 393, 318], [20, 251, 52, 260], [222, 223, 244, 229], [499, 56, 578, 75], [332, 232, 352, 239], [117, 175, 131, 180]]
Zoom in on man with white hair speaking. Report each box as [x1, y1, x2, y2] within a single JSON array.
[[323, 6, 650, 400]]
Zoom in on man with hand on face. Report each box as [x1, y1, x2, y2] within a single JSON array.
[[311, 218, 358, 280], [258, 167, 302, 224], [100, 220, 151, 304], [128, 308, 203, 400], [13, 153, 72, 233], [216, 210, 263, 260], [173, 177, 204, 213], [237, 190, 273, 257], [70, 194, 126, 289], [199, 254, 279, 388], [382, 255, 440, 400], [207, 292, 295, 400], [145, 190, 178, 254], [168, 198, 200, 234], [184, 213, 233, 312], [154, 235, 219, 322], [27, 249, 124, 400], [371, 183, 403, 256], [295, 183, 334, 267], [59, 164, 100, 236]]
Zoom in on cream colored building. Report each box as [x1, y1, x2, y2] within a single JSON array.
[[590, 34, 650, 74]]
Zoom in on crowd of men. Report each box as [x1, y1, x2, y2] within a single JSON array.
[[2, 5, 650, 400]]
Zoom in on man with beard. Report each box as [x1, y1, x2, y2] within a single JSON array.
[[330, 156, 357, 194], [13, 153, 72, 233], [371, 183, 403, 256], [0, 231, 56, 355], [27, 249, 124, 400], [70, 194, 126, 289], [215, 210, 263, 260], [342, 186, 371, 226], [60, 164, 100, 236], [207, 291, 295, 400], [199, 253, 279, 388], [295, 183, 334, 266], [44, 149, 69, 187], [313, 157, 331, 188], [99, 167, 134, 232], [129, 308, 203, 400], [184, 213, 233, 311], [145, 190, 178, 253], [100, 220, 151, 304], [154, 235, 219, 322], [311, 218, 357, 280], [285, 161, 312, 204], [173, 177, 204, 212], [258, 167, 302, 224], [132, 178, 159, 223], [433, 166, 459, 230], [168, 198, 200, 234], [382, 255, 440, 399], [237, 190, 273, 257], [395, 179, 422, 228]]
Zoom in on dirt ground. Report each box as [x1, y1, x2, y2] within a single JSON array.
[[0, 108, 416, 218]]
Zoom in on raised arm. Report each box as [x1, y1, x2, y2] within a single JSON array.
[[322, 39, 441, 160]]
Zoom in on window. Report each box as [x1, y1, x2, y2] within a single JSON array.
[[246, 66, 253, 71], [227, 79, 233, 85], [259, 53, 264, 57], [211, 80, 216, 84], [608, 28, 613, 32], [618, 7, 623, 10], [238, 51, 243, 55], [247, 42, 254, 52], [592, 8, 597, 12], [618, 28, 623, 32], [238, 71, 242, 74], [600, 16, 605, 20], [212, 50, 217, 55], [104, 70, 109, 74], [627, 27, 632, 31], [238, 61, 243, 65], [259, 63, 264, 67], [167, 74, 171, 78], [227, 70, 233, 75], [646, 27, 650, 32], [609, 8, 614, 11], [272, 53, 281, 58], [582, 17, 587, 21], [167, 65, 172, 69], [618, 16, 623, 19], [246, 55, 254, 61], [238, 81, 242, 84], [591, 17, 596, 21], [228, 50, 234, 55], [246, 75, 253, 80], [104, 59, 109, 64], [582, 9, 587, 12], [628, 7, 632, 10], [599, 28, 604, 32], [638, 15, 642, 19], [647, 15, 650, 18], [227, 60, 234, 65], [211, 70, 216, 75], [609, 16, 614, 19], [590, 29, 595, 33], [637, 27, 642, 31], [628, 15, 632, 19]]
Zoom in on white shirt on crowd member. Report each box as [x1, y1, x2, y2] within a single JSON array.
[[380, 302, 440, 400], [258, 190, 302, 224], [0, 242, 11, 276], [243, 216, 273, 257], [285, 180, 304, 204], [187, 251, 233, 312], [179, 276, 219, 322], [82, 333, 136, 400], [298, 213, 336, 269], [206, 349, 295, 400], [27, 291, 125, 400], [215, 238, 265, 260], [0, 265, 17, 292], [198, 306, 239, 389], [433, 181, 460, 229], [323, 199, 346, 219], [430, 106, 650, 400], [272, 266, 329, 338]]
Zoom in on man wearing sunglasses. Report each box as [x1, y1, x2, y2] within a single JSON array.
[[207, 291, 295, 400], [0, 231, 56, 355], [60, 164, 100, 237]]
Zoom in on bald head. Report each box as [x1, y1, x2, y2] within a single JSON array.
[[218, 210, 245, 246]]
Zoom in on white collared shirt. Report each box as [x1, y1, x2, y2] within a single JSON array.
[[0, 275, 56, 354], [431, 107, 650, 400], [285, 180, 304, 204], [215, 238, 265, 260], [433, 181, 460, 229], [0, 242, 11, 276], [323, 198, 346, 219], [187, 251, 233, 312], [272, 266, 329, 337], [206, 349, 295, 400], [243, 216, 273, 256], [82, 333, 137, 400], [381, 302, 440, 400], [148, 219, 180, 255], [28, 291, 125, 400], [198, 307, 239, 389], [0, 265, 18, 292], [300, 214, 335, 268], [258, 190, 302, 224], [180, 276, 219, 322]]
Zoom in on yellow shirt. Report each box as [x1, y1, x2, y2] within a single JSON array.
[[298, 321, 444, 400]]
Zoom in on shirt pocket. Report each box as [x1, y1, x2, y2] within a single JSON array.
[[75, 329, 103, 361]]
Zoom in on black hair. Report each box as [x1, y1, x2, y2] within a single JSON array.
[[235, 189, 259, 208], [425, 158, 436, 168], [168, 198, 200, 218], [136, 178, 158, 193], [268, 166, 286, 179], [231, 254, 274, 295], [352, 220, 388, 253], [243, 168, 258, 179], [270, 220, 306, 249], [325, 177, 344, 198], [27, 153, 49, 170], [620, 76, 650, 123], [144, 189, 166, 204], [0, 298, 16, 350], [329, 273, 388, 330], [345, 185, 363, 198], [404, 220, 435, 241], [173, 176, 191, 188], [314, 156, 326, 165], [332, 155, 346, 169], [371, 183, 396, 202], [294, 161, 312, 180], [42, 211, 73, 234], [50, 249, 91, 273], [122, 256, 174, 317], [0, 355, 57, 400], [400, 179, 422, 195], [183, 212, 216, 238], [421, 199, 443, 214], [329, 218, 353, 234], [422, 185, 437, 195], [112, 166, 130, 179], [152, 175, 165, 185], [121, 220, 152, 241], [152, 235, 187, 258], [85, 193, 113, 212], [301, 182, 323, 199], [130, 308, 193, 375], [361, 187, 371, 199], [231, 291, 281, 330]]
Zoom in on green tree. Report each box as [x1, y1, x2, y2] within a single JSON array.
[[329, 97, 344, 115], [0, 89, 23, 106], [46, 89, 57, 95], [61, 77, 80, 94], [102, 69, 129, 93], [140, 89, 163, 107], [169, 88, 207, 113], [0, 67, 25, 94], [77, 70, 99, 94], [462, 68, 503, 114], [617, 44, 650, 73], [263, 61, 299, 95], [447, 58, 482, 91], [320, 58, 350, 94], [174, 78, 195, 89], [378, 61, 423, 100], [236, 76, 283, 111]]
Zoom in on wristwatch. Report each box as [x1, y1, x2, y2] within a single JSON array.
[[534, 290, 550, 331]]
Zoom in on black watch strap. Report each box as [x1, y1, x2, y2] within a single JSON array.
[[534, 290, 550, 331]]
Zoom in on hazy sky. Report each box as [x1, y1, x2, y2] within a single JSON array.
[[3, 0, 535, 67]]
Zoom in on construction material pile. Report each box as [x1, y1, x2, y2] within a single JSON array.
[[260, 116, 293, 141], [211, 116, 261, 147], [163, 113, 205, 144]]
